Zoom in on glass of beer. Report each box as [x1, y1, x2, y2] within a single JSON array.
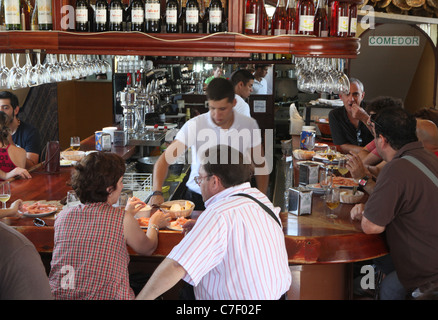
[[0, 182, 11, 209], [70, 136, 81, 151], [325, 186, 340, 218]]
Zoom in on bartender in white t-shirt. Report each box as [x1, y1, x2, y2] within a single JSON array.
[[252, 64, 269, 95], [230, 69, 254, 118], [148, 78, 269, 210]]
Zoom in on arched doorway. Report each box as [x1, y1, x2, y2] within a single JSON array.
[[350, 23, 436, 114]]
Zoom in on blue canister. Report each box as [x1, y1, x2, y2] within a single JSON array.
[[95, 131, 103, 151], [300, 127, 316, 150]]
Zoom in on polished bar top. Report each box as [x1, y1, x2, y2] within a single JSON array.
[[2, 134, 388, 265]]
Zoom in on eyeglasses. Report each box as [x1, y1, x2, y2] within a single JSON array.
[[370, 113, 384, 131], [194, 175, 212, 186], [33, 218, 46, 227]]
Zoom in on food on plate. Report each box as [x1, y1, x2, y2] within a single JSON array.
[[340, 190, 364, 204], [170, 203, 182, 211], [176, 217, 188, 226], [293, 149, 315, 160], [332, 177, 359, 187], [137, 217, 150, 227], [22, 202, 57, 215]]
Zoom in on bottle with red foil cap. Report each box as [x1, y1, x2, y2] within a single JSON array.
[[244, 0, 263, 35], [271, 0, 288, 35], [330, 1, 349, 37], [285, 0, 296, 35], [348, 3, 357, 37], [296, 0, 315, 35], [313, 0, 328, 37]]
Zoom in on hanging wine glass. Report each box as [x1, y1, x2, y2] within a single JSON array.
[[29, 52, 50, 86], [0, 54, 10, 89], [8, 53, 26, 90], [45, 54, 62, 83]]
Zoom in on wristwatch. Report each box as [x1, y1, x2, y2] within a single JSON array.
[[358, 176, 369, 187], [151, 191, 163, 196]]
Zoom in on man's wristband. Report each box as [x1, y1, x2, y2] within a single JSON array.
[[151, 191, 163, 197]]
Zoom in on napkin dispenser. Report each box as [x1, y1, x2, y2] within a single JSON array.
[[288, 187, 313, 215], [299, 161, 319, 185]]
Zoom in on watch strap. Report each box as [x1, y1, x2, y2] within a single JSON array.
[[151, 191, 163, 196]]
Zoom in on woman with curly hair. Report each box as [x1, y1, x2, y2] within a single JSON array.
[[49, 152, 170, 299], [0, 111, 30, 180]]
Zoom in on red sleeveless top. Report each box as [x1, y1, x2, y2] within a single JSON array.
[[0, 145, 17, 173]]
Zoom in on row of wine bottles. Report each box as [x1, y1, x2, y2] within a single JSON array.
[[245, 0, 358, 37], [74, 0, 226, 33], [3, 0, 53, 31]]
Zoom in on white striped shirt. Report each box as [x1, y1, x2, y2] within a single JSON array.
[[167, 182, 291, 300]]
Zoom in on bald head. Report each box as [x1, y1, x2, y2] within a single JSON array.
[[416, 119, 438, 152]]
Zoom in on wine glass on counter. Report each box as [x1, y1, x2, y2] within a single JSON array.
[[0, 182, 11, 209], [337, 158, 348, 177], [325, 186, 340, 218], [319, 168, 332, 199], [325, 145, 337, 163], [70, 136, 81, 151]]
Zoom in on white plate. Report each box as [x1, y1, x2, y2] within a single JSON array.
[[60, 159, 74, 166], [296, 160, 323, 167], [306, 184, 326, 194], [167, 221, 183, 232], [21, 206, 58, 218]]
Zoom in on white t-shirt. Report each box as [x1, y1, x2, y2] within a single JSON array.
[[252, 78, 267, 94], [233, 94, 251, 118], [175, 110, 262, 194]]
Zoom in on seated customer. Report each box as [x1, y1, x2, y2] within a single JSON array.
[[351, 107, 438, 299], [137, 145, 291, 300], [0, 91, 41, 168], [49, 152, 170, 300], [329, 78, 374, 154], [0, 112, 31, 180], [0, 217, 53, 299]]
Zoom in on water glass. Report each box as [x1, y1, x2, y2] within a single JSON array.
[[67, 190, 80, 207]]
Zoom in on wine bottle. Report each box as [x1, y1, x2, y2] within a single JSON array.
[[109, 0, 123, 31], [0, 0, 6, 31], [145, 0, 161, 33], [130, 0, 144, 31], [36, 0, 52, 30], [348, 3, 357, 37], [31, 0, 38, 30], [165, 0, 179, 33], [5, 0, 21, 30], [208, 0, 222, 33], [94, 0, 108, 31], [285, 0, 296, 35], [313, 0, 328, 37], [330, 0, 349, 37], [296, 0, 314, 35], [75, 0, 90, 31], [261, 2, 268, 35], [271, 0, 287, 35], [21, 0, 32, 30], [244, 0, 263, 35], [185, 0, 199, 33]]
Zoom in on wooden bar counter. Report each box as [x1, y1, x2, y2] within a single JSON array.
[[0, 135, 388, 300]]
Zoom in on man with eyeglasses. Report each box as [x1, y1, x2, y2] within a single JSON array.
[[149, 78, 269, 210], [137, 145, 291, 300], [350, 106, 438, 300], [328, 78, 374, 154]]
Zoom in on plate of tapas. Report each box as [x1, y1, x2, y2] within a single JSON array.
[[167, 217, 189, 232], [20, 201, 59, 217]]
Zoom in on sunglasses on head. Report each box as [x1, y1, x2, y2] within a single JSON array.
[[370, 113, 384, 132]]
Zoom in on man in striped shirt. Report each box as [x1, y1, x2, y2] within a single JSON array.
[[137, 145, 291, 300]]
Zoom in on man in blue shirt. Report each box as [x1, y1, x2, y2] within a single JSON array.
[[0, 91, 41, 168]]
